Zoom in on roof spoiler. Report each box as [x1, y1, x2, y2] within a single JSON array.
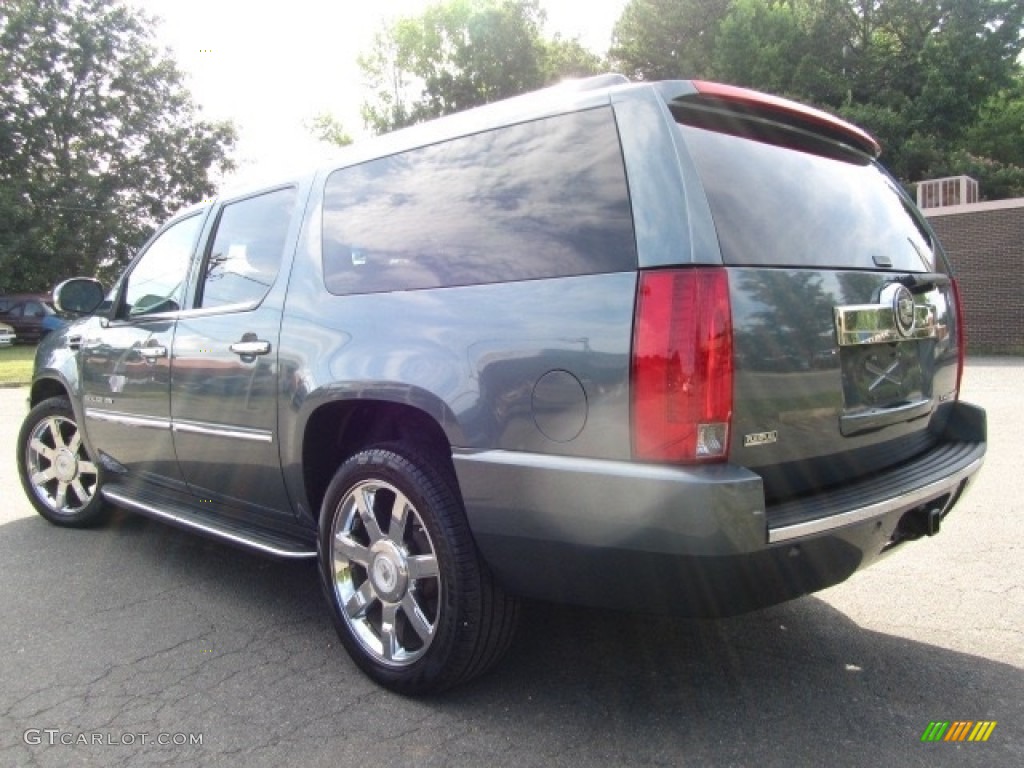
[[678, 80, 881, 157]]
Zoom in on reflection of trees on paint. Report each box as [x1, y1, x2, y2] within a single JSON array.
[[735, 271, 835, 370]]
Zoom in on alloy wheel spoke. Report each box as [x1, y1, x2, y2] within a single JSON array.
[[54, 482, 69, 510], [67, 430, 82, 454], [354, 488, 384, 543], [30, 437, 56, 462], [406, 554, 439, 581], [380, 602, 400, 662], [344, 580, 376, 620], [78, 460, 98, 477], [334, 532, 371, 567], [388, 492, 410, 544], [47, 418, 67, 450], [71, 479, 90, 504], [31, 468, 57, 486], [401, 594, 434, 642]]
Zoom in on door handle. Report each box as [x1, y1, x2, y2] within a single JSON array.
[[138, 345, 167, 359], [229, 339, 271, 357]]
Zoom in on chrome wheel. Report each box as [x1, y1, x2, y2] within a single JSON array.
[[25, 412, 99, 516], [329, 479, 441, 667], [320, 446, 518, 693]]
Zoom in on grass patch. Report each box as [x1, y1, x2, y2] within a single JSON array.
[[0, 344, 35, 386]]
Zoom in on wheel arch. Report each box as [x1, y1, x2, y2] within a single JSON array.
[[300, 398, 458, 524], [29, 375, 70, 407]]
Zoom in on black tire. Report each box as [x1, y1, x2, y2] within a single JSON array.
[[318, 445, 519, 694], [17, 396, 110, 527]]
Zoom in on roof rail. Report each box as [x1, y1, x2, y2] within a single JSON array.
[[567, 73, 630, 91]]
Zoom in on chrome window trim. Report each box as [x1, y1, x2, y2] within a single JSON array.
[[175, 301, 258, 319]]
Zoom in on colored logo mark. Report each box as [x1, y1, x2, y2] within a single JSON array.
[[921, 721, 997, 742]]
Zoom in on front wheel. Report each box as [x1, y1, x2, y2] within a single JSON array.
[[17, 396, 109, 527], [319, 446, 518, 694]]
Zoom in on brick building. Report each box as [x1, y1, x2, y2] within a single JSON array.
[[921, 178, 1024, 355]]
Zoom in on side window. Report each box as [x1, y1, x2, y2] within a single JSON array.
[[198, 187, 297, 309], [322, 107, 636, 295], [123, 213, 204, 318]]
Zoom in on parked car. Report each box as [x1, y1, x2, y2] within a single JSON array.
[[0, 321, 15, 346], [16, 75, 986, 694], [0, 295, 66, 342]]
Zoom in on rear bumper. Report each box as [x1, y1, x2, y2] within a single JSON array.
[[453, 402, 986, 616]]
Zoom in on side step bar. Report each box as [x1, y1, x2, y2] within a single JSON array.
[[102, 487, 317, 560]]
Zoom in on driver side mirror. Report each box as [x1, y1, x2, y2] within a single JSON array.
[[54, 278, 106, 316]]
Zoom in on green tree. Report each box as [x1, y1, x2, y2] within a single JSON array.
[[359, 0, 604, 135], [307, 113, 354, 148], [0, 0, 236, 291], [964, 77, 1024, 169], [611, 0, 732, 81], [615, 0, 1024, 197], [542, 34, 605, 81]]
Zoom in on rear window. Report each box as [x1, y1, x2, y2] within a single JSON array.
[[322, 107, 636, 294], [678, 124, 936, 272]]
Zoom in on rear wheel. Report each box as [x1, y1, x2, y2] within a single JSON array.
[[319, 445, 518, 694], [17, 396, 109, 527]]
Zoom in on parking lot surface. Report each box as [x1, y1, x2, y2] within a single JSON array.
[[0, 359, 1021, 767]]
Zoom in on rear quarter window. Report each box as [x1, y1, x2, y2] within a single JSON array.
[[322, 107, 636, 294]]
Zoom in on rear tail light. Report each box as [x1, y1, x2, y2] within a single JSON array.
[[951, 277, 966, 399], [632, 268, 734, 463]]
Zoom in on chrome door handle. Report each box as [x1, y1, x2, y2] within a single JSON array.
[[229, 340, 271, 357], [138, 345, 167, 359]]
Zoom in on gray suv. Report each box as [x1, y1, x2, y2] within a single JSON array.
[[17, 76, 986, 693]]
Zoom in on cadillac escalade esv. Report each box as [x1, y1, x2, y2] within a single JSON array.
[[17, 76, 987, 693]]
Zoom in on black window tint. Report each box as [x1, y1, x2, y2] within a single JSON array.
[[199, 187, 297, 309], [123, 213, 204, 317], [322, 107, 635, 295], [679, 125, 936, 272]]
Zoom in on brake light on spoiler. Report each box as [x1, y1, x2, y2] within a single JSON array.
[[689, 80, 882, 158]]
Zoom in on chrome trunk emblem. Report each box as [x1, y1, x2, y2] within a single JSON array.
[[881, 283, 917, 338]]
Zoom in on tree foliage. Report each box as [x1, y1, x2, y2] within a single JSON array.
[[610, 0, 731, 81], [359, 0, 603, 135], [307, 113, 354, 147], [612, 0, 1024, 197], [0, 0, 236, 292]]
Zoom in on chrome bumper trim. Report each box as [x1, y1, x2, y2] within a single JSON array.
[[768, 456, 983, 543]]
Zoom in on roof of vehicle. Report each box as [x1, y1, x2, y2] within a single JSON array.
[[202, 74, 881, 210]]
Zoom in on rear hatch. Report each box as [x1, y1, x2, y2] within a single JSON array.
[[667, 84, 962, 506]]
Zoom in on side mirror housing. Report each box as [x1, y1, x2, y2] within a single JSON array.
[[54, 278, 106, 316]]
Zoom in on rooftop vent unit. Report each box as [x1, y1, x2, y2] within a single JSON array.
[[917, 176, 978, 209]]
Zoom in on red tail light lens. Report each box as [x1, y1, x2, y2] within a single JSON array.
[[951, 277, 966, 399], [632, 268, 734, 463]]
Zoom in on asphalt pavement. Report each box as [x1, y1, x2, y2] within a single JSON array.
[[0, 359, 1021, 767]]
